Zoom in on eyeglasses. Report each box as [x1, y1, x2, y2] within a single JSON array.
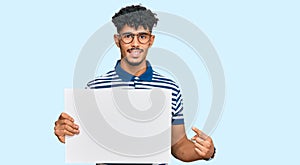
[[118, 32, 152, 44]]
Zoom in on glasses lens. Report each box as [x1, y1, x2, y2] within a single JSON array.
[[121, 34, 133, 44], [138, 33, 151, 44], [120, 33, 151, 44]]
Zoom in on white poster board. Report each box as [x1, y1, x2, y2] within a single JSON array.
[[65, 88, 172, 164]]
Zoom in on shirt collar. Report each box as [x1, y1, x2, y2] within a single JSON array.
[[115, 60, 153, 82]]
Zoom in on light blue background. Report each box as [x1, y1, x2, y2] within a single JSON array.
[[0, 0, 299, 165]]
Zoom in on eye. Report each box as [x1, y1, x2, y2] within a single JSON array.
[[139, 34, 148, 39], [123, 34, 132, 38]]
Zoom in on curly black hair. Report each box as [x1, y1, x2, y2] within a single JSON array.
[[112, 5, 159, 33]]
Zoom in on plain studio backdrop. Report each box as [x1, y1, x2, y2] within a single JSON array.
[[0, 0, 299, 165]]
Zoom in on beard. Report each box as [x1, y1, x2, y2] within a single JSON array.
[[123, 55, 146, 66]]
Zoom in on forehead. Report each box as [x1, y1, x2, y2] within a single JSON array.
[[118, 24, 150, 34]]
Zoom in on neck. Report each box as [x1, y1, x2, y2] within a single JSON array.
[[120, 59, 147, 76]]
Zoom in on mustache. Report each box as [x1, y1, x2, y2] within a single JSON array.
[[127, 48, 143, 52]]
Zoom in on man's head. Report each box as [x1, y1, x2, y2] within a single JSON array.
[[112, 5, 159, 69]]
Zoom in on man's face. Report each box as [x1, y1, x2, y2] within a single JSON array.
[[114, 25, 155, 67]]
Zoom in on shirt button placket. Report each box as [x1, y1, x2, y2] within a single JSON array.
[[133, 76, 139, 89]]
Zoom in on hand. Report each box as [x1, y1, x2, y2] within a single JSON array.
[[54, 112, 80, 143], [191, 127, 215, 160]]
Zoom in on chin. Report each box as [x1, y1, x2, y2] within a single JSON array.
[[125, 58, 144, 66]]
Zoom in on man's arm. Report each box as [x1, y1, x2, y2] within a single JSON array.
[[171, 124, 215, 162]]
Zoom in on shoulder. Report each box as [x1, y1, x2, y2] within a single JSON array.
[[86, 70, 121, 88], [151, 71, 181, 92]]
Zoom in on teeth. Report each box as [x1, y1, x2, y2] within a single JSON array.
[[132, 50, 140, 54], [130, 50, 141, 56]]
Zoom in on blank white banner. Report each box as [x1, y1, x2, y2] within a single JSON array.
[[65, 88, 172, 164]]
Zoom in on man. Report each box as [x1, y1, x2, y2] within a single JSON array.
[[54, 5, 215, 164]]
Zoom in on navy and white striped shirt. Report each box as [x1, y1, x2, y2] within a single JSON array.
[[87, 60, 184, 125]]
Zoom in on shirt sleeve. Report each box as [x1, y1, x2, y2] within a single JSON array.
[[171, 88, 184, 125]]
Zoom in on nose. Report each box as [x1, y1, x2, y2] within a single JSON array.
[[131, 35, 139, 47]]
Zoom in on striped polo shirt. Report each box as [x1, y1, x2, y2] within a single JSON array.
[[87, 60, 184, 125]]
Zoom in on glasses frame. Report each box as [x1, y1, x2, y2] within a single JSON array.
[[118, 32, 152, 44]]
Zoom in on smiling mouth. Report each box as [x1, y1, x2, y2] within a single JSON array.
[[127, 48, 143, 57]]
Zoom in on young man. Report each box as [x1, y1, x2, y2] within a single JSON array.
[[54, 5, 215, 164]]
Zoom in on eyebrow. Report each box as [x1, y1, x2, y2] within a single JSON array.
[[120, 32, 151, 35]]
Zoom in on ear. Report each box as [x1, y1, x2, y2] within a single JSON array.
[[114, 34, 120, 48], [149, 35, 155, 47]]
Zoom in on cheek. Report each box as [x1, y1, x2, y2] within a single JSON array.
[[143, 44, 151, 50], [119, 44, 129, 54], [119, 44, 126, 50]]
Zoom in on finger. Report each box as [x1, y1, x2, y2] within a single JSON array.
[[195, 137, 212, 149], [64, 124, 80, 134], [59, 112, 74, 122], [191, 134, 199, 140], [55, 122, 79, 134], [195, 142, 208, 153], [56, 119, 79, 130], [191, 135, 198, 141], [55, 123, 79, 135], [55, 128, 78, 137], [63, 129, 78, 136], [192, 127, 208, 140], [191, 134, 209, 141], [195, 142, 213, 159], [194, 148, 206, 158], [195, 140, 215, 160]]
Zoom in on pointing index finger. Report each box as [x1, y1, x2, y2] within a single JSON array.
[[192, 126, 208, 140]]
